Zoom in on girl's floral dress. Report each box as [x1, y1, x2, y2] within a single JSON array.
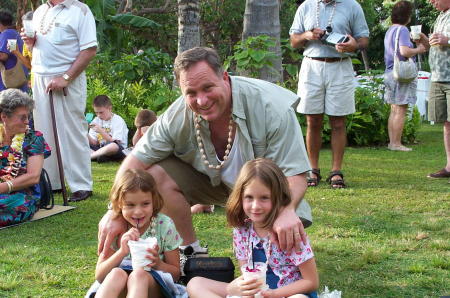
[[233, 223, 315, 290], [0, 130, 51, 227]]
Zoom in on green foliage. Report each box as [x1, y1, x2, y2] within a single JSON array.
[[224, 35, 278, 78], [347, 71, 420, 146], [109, 13, 161, 29], [86, 48, 179, 130], [280, 38, 303, 91]]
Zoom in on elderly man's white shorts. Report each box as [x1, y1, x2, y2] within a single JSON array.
[[297, 57, 356, 116]]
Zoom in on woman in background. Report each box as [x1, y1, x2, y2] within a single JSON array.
[[383, 1, 427, 151]]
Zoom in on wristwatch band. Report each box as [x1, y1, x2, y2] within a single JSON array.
[[62, 73, 71, 81]]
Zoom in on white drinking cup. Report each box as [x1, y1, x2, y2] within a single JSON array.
[[128, 237, 157, 271], [241, 262, 268, 297], [7, 39, 17, 51], [22, 19, 35, 38], [410, 25, 422, 40]]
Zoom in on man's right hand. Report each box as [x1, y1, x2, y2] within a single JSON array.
[[20, 28, 36, 50], [305, 28, 325, 41], [97, 210, 127, 255]]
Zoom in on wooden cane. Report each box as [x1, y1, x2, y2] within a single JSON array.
[[49, 89, 69, 205]]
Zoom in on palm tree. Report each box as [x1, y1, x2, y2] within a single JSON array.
[[177, 0, 201, 55], [242, 0, 282, 83]]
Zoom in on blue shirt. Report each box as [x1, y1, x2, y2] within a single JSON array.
[[0, 29, 29, 91], [289, 0, 369, 58]]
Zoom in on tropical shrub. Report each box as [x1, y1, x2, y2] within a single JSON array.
[[86, 48, 179, 131]]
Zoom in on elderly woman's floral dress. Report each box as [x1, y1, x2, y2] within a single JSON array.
[[0, 130, 51, 227]]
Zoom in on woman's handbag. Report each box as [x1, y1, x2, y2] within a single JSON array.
[[0, 45, 27, 88], [392, 26, 417, 83], [39, 168, 54, 210]]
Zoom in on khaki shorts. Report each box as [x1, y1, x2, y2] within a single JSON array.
[[428, 82, 450, 122], [297, 57, 355, 116], [157, 156, 231, 206], [157, 156, 313, 228]]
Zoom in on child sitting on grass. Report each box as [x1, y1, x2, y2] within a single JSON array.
[[187, 158, 319, 298], [132, 109, 157, 146], [88, 95, 128, 162], [95, 169, 183, 298]]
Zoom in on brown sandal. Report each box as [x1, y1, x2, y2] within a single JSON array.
[[326, 171, 346, 189], [307, 168, 321, 187]]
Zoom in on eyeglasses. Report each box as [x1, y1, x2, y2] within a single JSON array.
[[11, 114, 29, 122]]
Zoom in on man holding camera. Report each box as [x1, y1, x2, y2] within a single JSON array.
[[289, 0, 369, 189]]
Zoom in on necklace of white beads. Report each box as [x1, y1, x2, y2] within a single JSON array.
[[194, 113, 233, 170], [39, 5, 64, 35]]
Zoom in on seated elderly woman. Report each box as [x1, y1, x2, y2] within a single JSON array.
[[0, 89, 50, 227]]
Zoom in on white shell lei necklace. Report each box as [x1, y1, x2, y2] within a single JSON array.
[[315, 0, 337, 31], [39, 5, 64, 35], [194, 113, 233, 170]]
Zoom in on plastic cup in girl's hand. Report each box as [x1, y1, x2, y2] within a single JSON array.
[[241, 262, 268, 298], [128, 237, 157, 271], [242, 262, 267, 284]]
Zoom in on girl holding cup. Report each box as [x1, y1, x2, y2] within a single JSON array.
[[95, 169, 182, 298], [187, 159, 319, 298]]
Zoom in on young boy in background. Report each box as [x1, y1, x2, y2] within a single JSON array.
[[88, 95, 128, 162]]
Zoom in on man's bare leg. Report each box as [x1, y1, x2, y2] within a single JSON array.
[[329, 116, 347, 187], [444, 121, 450, 171], [306, 114, 324, 185], [148, 164, 196, 245]]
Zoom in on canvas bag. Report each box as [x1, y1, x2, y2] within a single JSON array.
[[392, 26, 417, 83], [0, 56, 27, 88]]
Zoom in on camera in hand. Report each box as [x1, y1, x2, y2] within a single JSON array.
[[321, 26, 349, 46]]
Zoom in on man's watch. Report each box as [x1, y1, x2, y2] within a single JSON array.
[[62, 73, 71, 82]]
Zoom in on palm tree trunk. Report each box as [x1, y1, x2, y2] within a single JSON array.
[[177, 0, 201, 55], [242, 0, 282, 83]]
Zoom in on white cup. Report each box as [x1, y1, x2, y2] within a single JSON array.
[[7, 39, 17, 51], [128, 237, 157, 271], [410, 25, 422, 40], [23, 19, 35, 38], [241, 262, 268, 297]]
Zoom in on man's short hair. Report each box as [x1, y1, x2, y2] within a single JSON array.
[[0, 11, 13, 27], [93, 95, 112, 107], [135, 109, 157, 128], [173, 47, 223, 81], [391, 1, 413, 25]]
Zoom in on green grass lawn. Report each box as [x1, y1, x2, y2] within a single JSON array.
[[1, 124, 449, 297]]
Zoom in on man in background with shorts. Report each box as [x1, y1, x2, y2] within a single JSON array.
[[289, 0, 369, 188]]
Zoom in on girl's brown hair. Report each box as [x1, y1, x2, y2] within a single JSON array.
[[110, 169, 164, 218], [226, 158, 291, 229]]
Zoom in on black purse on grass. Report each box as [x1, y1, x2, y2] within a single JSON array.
[[183, 257, 235, 284], [38, 169, 54, 210]]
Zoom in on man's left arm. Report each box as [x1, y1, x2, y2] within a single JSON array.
[[263, 108, 311, 252], [45, 46, 97, 92]]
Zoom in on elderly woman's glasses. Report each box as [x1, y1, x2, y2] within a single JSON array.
[[10, 113, 29, 122]]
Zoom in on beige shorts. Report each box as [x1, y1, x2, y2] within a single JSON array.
[[428, 81, 450, 122], [157, 156, 231, 206], [297, 57, 355, 116], [157, 156, 313, 227]]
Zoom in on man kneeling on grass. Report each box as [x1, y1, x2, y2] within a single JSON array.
[[88, 95, 128, 163]]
